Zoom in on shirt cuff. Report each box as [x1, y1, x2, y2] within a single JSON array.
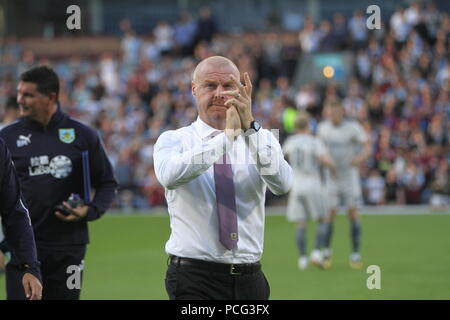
[[246, 129, 273, 159], [22, 261, 42, 282], [87, 206, 100, 221], [246, 130, 282, 175]]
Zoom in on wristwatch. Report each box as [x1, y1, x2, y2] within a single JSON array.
[[245, 120, 262, 136]]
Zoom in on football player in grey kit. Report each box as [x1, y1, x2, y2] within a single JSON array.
[[317, 100, 371, 269], [283, 111, 336, 270]]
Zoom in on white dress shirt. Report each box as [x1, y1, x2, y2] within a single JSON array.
[[153, 117, 293, 263]]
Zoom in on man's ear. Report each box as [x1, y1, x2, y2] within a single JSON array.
[[49, 92, 58, 103], [191, 82, 196, 96]]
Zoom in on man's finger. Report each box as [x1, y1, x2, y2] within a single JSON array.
[[222, 90, 241, 99], [226, 105, 236, 119], [29, 282, 37, 300], [62, 202, 77, 215], [229, 74, 248, 98], [224, 98, 245, 111], [23, 280, 31, 299], [229, 74, 244, 89], [55, 211, 77, 222], [30, 281, 42, 300], [226, 104, 237, 115], [244, 72, 253, 97], [55, 211, 68, 221], [62, 202, 82, 217]]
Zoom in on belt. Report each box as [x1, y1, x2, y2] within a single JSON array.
[[169, 255, 261, 275]]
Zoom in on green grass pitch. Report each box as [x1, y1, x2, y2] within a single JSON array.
[[1, 213, 449, 299]]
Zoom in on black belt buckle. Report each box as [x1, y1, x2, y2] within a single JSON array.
[[230, 264, 242, 275]]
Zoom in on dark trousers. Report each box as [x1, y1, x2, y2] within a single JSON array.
[[6, 245, 86, 300], [165, 257, 270, 300]]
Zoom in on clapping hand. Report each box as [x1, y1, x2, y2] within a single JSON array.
[[223, 72, 254, 131]]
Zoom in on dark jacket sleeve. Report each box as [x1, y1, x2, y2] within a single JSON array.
[[0, 138, 41, 280], [86, 131, 118, 221]]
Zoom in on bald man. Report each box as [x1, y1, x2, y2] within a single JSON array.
[[154, 56, 293, 300]]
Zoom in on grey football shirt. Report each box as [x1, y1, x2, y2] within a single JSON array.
[[317, 120, 367, 171], [283, 133, 327, 179]]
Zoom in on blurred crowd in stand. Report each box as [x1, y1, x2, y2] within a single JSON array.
[[0, 3, 449, 210]]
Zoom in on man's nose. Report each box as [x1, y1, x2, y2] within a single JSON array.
[[214, 86, 225, 100], [17, 94, 24, 105]]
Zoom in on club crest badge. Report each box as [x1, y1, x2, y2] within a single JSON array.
[[59, 128, 75, 144]]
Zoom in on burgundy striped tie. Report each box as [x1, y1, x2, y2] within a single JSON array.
[[214, 153, 238, 250]]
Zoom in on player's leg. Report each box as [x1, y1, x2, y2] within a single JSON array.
[[323, 209, 336, 247], [310, 218, 326, 267], [309, 190, 327, 267], [348, 207, 363, 269], [295, 220, 308, 270], [322, 208, 336, 268], [322, 179, 338, 265], [345, 171, 363, 269], [312, 207, 330, 264], [287, 192, 309, 269], [322, 181, 338, 268]]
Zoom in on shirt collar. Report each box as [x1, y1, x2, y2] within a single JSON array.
[[20, 105, 65, 131], [193, 116, 223, 140]]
